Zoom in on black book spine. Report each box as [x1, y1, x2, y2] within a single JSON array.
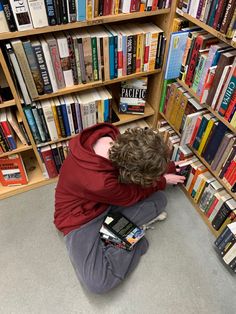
[[51, 146, 62, 172], [216, 0, 228, 31], [220, 236, 236, 257], [158, 0, 164, 9], [127, 35, 133, 75], [215, 226, 231, 247], [155, 32, 163, 69], [54, 0, 61, 24], [98, 0, 103, 16], [66, 33, 78, 84], [159, 36, 166, 68], [60, 0, 68, 24], [68, 0, 76, 22], [212, 203, 232, 231], [131, 34, 137, 74], [44, 0, 57, 25], [55, 105, 66, 137], [0, 124, 9, 152], [70, 102, 78, 133], [57, 144, 65, 163], [2, 0, 17, 31], [18, 122, 31, 145], [32, 43, 53, 94], [229, 256, 236, 270], [114, 35, 118, 78], [37, 105, 51, 142]]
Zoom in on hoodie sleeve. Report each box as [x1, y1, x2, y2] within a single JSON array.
[[83, 175, 166, 207], [166, 161, 176, 174]]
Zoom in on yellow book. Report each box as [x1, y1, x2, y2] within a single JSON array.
[[136, 33, 143, 73], [114, 0, 119, 15], [96, 100, 104, 123], [87, 0, 93, 19], [169, 87, 186, 126], [165, 82, 180, 120], [50, 99, 62, 138], [198, 118, 217, 155], [194, 172, 214, 203], [230, 111, 236, 128]]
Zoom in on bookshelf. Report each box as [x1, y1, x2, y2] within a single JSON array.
[[156, 0, 236, 237], [0, 3, 175, 199]]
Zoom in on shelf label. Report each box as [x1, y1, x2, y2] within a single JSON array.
[[176, 8, 183, 16]]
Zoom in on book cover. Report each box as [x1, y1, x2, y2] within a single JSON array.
[[9, 0, 33, 31], [0, 154, 28, 186], [119, 77, 147, 114], [1, 0, 17, 32], [40, 145, 58, 178], [27, 0, 48, 28], [44, 0, 57, 25]]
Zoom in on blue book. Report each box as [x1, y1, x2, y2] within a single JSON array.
[[59, 97, 71, 137], [104, 99, 110, 122], [207, 0, 219, 27], [192, 114, 212, 150], [108, 34, 115, 80], [164, 31, 189, 80], [202, 121, 228, 164], [77, 0, 86, 21], [23, 106, 41, 144]]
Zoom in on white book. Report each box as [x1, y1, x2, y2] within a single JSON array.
[[223, 243, 236, 265], [9, 0, 33, 31], [188, 1, 199, 18], [27, 0, 48, 28], [120, 0, 131, 13], [41, 99, 59, 140], [182, 0, 192, 13], [40, 39, 58, 93], [185, 161, 201, 191], [0, 3, 9, 33], [208, 192, 232, 222], [64, 95, 75, 135], [5, 43, 31, 105], [54, 33, 74, 87]]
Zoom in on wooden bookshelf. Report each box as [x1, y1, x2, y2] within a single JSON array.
[[176, 79, 236, 133], [159, 111, 181, 136], [33, 70, 161, 101], [176, 8, 236, 49], [0, 140, 32, 158], [181, 186, 220, 237], [0, 99, 16, 108], [0, 9, 170, 40]]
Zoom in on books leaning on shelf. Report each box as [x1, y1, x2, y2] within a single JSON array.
[[177, 0, 236, 40], [215, 221, 236, 273], [0, 153, 28, 186], [119, 77, 147, 114], [0, 107, 29, 154], [100, 212, 145, 250], [3, 23, 166, 102], [23, 87, 113, 145], [0, 1, 171, 33]]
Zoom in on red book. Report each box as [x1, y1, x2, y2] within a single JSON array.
[[224, 91, 236, 120], [189, 115, 203, 146], [223, 160, 235, 181], [130, 0, 141, 12], [0, 154, 28, 186], [152, 0, 159, 11], [40, 145, 58, 178], [213, 0, 226, 29], [103, 0, 113, 15], [228, 163, 236, 185], [206, 196, 219, 218]]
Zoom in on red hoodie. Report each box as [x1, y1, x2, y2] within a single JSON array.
[[54, 123, 176, 235]]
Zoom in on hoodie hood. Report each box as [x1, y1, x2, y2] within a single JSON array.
[[69, 123, 120, 171]]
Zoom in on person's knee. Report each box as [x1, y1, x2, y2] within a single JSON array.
[[83, 275, 121, 294], [152, 191, 168, 209]]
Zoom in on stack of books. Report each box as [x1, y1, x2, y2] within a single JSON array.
[[100, 212, 145, 250], [4, 23, 165, 103], [0, 0, 171, 33], [215, 221, 236, 272], [177, 0, 236, 40]]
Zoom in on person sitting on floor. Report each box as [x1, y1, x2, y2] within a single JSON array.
[[54, 123, 185, 294]]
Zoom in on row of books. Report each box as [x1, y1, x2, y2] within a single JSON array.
[[4, 23, 165, 103], [177, 0, 236, 39], [0, 108, 30, 154], [215, 222, 236, 272], [179, 28, 236, 118], [37, 140, 69, 178], [0, 153, 28, 186], [157, 121, 236, 233], [0, 0, 171, 33], [23, 87, 112, 145], [162, 83, 236, 192]]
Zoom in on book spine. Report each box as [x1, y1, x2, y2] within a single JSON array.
[[23, 106, 42, 144], [56, 36, 74, 86], [66, 34, 78, 85], [41, 102, 59, 140], [218, 68, 236, 116], [36, 103, 51, 141], [51, 144, 62, 172], [127, 35, 133, 75], [55, 103, 66, 137], [31, 105, 46, 142], [196, 0, 205, 19], [77, 38, 86, 83], [32, 42, 53, 94], [44, 0, 57, 25], [67, 0, 76, 22], [40, 146, 58, 178], [27, 0, 48, 28], [220, 0, 236, 34], [1, 0, 17, 31], [60, 102, 71, 137], [91, 37, 99, 81], [9, 0, 33, 30], [82, 36, 94, 82], [77, 0, 86, 21]]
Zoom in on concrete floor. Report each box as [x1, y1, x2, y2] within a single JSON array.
[[0, 184, 235, 314]]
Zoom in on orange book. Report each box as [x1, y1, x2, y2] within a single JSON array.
[[188, 165, 208, 195], [0, 154, 28, 186]]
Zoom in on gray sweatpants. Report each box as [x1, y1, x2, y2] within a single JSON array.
[[65, 191, 167, 294]]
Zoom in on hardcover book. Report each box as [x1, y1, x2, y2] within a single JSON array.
[[0, 154, 28, 186]]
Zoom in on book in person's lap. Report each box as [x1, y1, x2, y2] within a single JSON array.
[[100, 212, 145, 250]]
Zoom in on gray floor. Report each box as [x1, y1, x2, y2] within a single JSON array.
[[0, 184, 235, 314]]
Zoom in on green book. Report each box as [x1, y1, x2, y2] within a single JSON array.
[[159, 79, 176, 112], [91, 37, 99, 81]]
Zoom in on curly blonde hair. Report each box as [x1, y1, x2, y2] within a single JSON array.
[[109, 127, 168, 187]]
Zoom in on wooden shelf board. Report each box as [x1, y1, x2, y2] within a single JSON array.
[[159, 111, 181, 136], [33, 69, 161, 101], [0, 141, 32, 158], [177, 79, 236, 133], [176, 9, 236, 48], [113, 102, 155, 126], [0, 165, 58, 200], [181, 185, 220, 237], [189, 147, 236, 200], [0, 99, 16, 108], [0, 9, 170, 40]]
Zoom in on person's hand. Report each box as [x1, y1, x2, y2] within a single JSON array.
[[163, 174, 186, 185], [174, 160, 188, 174]]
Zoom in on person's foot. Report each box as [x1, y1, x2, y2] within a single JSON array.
[[141, 211, 167, 230]]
